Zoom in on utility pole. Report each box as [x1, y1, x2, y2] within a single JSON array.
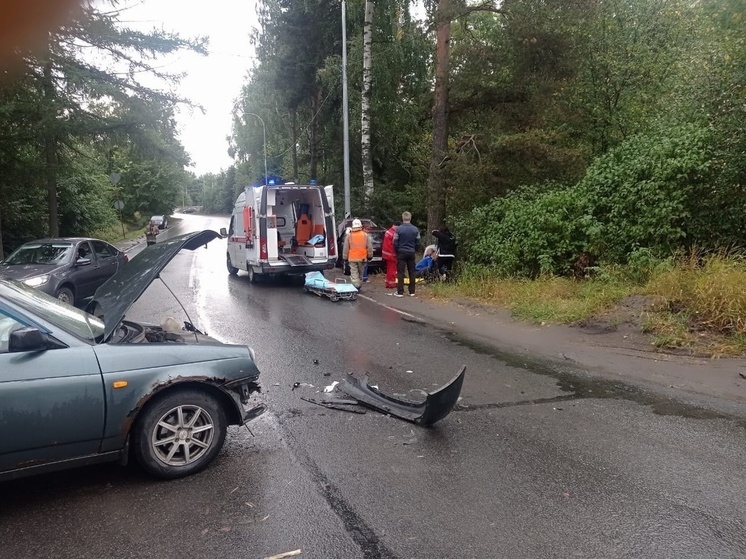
[[341, 0, 351, 218], [245, 112, 268, 186]]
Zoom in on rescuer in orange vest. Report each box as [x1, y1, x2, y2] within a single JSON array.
[[342, 218, 373, 290]]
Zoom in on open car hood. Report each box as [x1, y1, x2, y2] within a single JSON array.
[[88, 230, 220, 341]]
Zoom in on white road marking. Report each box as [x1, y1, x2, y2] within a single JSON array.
[[357, 294, 422, 320]]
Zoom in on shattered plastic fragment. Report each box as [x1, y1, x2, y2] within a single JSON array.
[[340, 366, 466, 426], [323, 381, 339, 393], [264, 551, 302, 559]]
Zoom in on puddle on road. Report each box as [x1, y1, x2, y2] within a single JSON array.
[[442, 331, 746, 428]]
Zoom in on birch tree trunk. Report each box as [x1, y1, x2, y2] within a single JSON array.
[[361, 0, 375, 211], [427, 0, 450, 236]]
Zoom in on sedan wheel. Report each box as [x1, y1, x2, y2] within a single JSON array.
[[56, 286, 74, 306], [133, 390, 227, 479]]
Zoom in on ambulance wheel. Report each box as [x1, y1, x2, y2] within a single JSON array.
[[247, 266, 257, 283], [227, 254, 238, 275]]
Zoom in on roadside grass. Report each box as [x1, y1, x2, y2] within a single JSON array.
[[93, 213, 148, 245], [432, 252, 746, 356], [432, 266, 638, 323], [644, 253, 746, 355], [94, 222, 144, 245]]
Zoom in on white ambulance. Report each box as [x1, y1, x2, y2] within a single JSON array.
[[221, 181, 337, 282]]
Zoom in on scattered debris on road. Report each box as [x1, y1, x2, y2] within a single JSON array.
[[301, 397, 367, 414], [323, 381, 339, 393], [264, 550, 302, 559], [739, 372, 746, 379], [339, 365, 466, 426]]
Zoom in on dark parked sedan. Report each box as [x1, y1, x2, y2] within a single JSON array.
[[0, 230, 264, 481], [0, 237, 127, 306]]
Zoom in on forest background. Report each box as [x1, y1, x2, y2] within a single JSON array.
[[1, 0, 745, 351]]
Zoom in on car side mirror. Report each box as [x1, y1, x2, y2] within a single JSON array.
[[219, 227, 228, 238], [76, 257, 92, 266], [9, 327, 47, 353]]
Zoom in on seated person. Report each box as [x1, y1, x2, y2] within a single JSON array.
[[415, 251, 438, 278]]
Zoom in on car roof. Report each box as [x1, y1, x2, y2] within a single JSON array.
[[18, 237, 102, 244]]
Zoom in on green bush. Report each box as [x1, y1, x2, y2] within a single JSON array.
[[456, 123, 717, 277], [456, 183, 590, 277], [579, 122, 713, 262]]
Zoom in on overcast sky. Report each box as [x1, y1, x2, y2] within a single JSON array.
[[121, 0, 259, 176]]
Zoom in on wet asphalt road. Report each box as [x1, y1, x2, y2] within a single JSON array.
[[1, 215, 745, 559]]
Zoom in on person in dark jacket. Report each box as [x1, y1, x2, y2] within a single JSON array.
[[393, 211, 421, 297], [432, 224, 457, 277]]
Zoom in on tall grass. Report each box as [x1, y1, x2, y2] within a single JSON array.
[[646, 252, 746, 334], [433, 264, 636, 323], [431, 253, 746, 355]]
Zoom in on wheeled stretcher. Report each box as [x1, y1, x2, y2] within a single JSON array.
[[303, 271, 358, 302]]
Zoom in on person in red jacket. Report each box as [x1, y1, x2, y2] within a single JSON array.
[[381, 222, 399, 289]]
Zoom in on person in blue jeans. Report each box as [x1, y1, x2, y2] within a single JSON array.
[[393, 211, 421, 297]]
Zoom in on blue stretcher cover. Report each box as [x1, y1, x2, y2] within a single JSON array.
[[304, 271, 358, 293]]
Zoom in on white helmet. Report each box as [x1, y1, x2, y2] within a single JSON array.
[[351, 218, 362, 230]]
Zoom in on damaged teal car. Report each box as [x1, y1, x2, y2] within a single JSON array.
[[0, 230, 264, 481]]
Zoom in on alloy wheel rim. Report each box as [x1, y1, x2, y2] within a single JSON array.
[[151, 404, 215, 466]]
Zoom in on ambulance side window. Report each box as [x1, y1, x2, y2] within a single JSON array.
[[228, 216, 235, 237]]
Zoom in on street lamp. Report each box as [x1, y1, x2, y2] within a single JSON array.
[[244, 112, 268, 186], [341, 0, 351, 217]]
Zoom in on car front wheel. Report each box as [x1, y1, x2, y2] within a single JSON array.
[[133, 390, 228, 479], [56, 286, 74, 306]]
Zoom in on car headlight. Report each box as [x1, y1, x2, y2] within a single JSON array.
[[23, 275, 50, 287]]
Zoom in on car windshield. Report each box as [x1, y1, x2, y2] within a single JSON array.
[[0, 280, 104, 342], [2, 242, 73, 265]]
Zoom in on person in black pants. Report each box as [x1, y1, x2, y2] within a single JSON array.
[[432, 224, 457, 278], [393, 211, 422, 297]]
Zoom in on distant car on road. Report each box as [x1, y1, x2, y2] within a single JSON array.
[[150, 215, 168, 229], [183, 207, 197, 214], [0, 230, 264, 481], [0, 238, 128, 306], [336, 218, 385, 271]]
